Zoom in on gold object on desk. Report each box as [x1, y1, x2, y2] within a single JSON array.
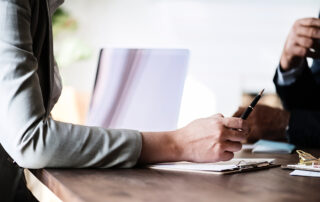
[[297, 150, 320, 165]]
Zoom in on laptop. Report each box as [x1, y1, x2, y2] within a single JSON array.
[[86, 48, 189, 131]]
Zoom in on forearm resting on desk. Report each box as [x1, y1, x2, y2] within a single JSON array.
[[139, 114, 248, 164]]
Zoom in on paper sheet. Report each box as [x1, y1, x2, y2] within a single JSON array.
[[150, 163, 237, 172], [287, 164, 320, 172], [290, 170, 320, 177], [149, 158, 274, 172]]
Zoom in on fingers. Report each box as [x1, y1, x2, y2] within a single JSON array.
[[217, 142, 239, 161], [212, 113, 224, 118], [222, 117, 248, 131], [298, 18, 320, 28], [296, 26, 320, 39], [281, 18, 320, 70], [222, 141, 242, 152], [222, 128, 247, 142], [289, 44, 308, 57], [220, 151, 234, 161], [288, 41, 319, 59], [295, 36, 314, 49]]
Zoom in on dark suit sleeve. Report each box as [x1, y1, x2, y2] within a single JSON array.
[[274, 60, 320, 110], [274, 60, 320, 147]]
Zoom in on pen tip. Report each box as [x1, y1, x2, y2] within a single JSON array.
[[259, 89, 265, 96]]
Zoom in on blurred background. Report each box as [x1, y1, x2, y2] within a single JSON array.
[[51, 0, 319, 127]]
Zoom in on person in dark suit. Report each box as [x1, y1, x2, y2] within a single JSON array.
[[274, 14, 320, 147], [234, 13, 320, 147]]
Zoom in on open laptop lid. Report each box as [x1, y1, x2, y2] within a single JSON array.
[[87, 48, 189, 131]]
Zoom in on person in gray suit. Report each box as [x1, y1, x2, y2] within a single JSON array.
[[0, 0, 247, 200]]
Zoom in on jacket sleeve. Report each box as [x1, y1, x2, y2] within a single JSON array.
[[0, 0, 142, 169], [273, 60, 320, 111]]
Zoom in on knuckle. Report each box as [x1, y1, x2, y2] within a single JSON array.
[[309, 18, 318, 25], [224, 118, 230, 126], [215, 118, 223, 126], [293, 20, 300, 27], [307, 18, 314, 26], [216, 113, 223, 117], [214, 113, 224, 119]]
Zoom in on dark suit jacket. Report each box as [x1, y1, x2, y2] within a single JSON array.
[[274, 57, 320, 147]]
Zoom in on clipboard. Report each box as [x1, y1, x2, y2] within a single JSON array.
[[148, 158, 280, 175]]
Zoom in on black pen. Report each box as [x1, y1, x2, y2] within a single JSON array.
[[241, 89, 264, 120]]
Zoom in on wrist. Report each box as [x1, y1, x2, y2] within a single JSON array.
[[138, 130, 182, 164], [167, 129, 184, 161], [280, 54, 291, 72]]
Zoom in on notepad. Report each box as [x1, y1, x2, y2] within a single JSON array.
[[148, 158, 277, 175], [252, 140, 295, 154]]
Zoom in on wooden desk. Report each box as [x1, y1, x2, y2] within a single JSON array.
[[27, 150, 320, 202]]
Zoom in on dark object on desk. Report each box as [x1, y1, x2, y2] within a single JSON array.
[[241, 89, 264, 120]]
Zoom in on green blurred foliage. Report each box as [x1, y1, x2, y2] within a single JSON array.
[[52, 8, 77, 37], [52, 8, 93, 68]]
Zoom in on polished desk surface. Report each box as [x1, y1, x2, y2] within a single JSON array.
[[30, 149, 320, 202]]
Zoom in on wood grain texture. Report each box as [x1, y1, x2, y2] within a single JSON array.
[[31, 149, 320, 202]]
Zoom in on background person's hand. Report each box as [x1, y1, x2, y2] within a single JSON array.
[[280, 18, 320, 71], [233, 105, 290, 143], [174, 114, 248, 162]]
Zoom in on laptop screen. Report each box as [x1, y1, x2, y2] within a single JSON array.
[[86, 48, 189, 131]]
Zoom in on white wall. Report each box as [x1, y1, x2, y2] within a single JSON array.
[[57, 0, 319, 125]]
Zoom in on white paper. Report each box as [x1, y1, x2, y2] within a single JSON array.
[[150, 163, 237, 172], [242, 144, 255, 150], [287, 164, 320, 172], [290, 170, 320, 177], [149, 158, 274, 172]]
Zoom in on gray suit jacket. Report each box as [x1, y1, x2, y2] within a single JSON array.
[[0, 0, 142, 199]]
